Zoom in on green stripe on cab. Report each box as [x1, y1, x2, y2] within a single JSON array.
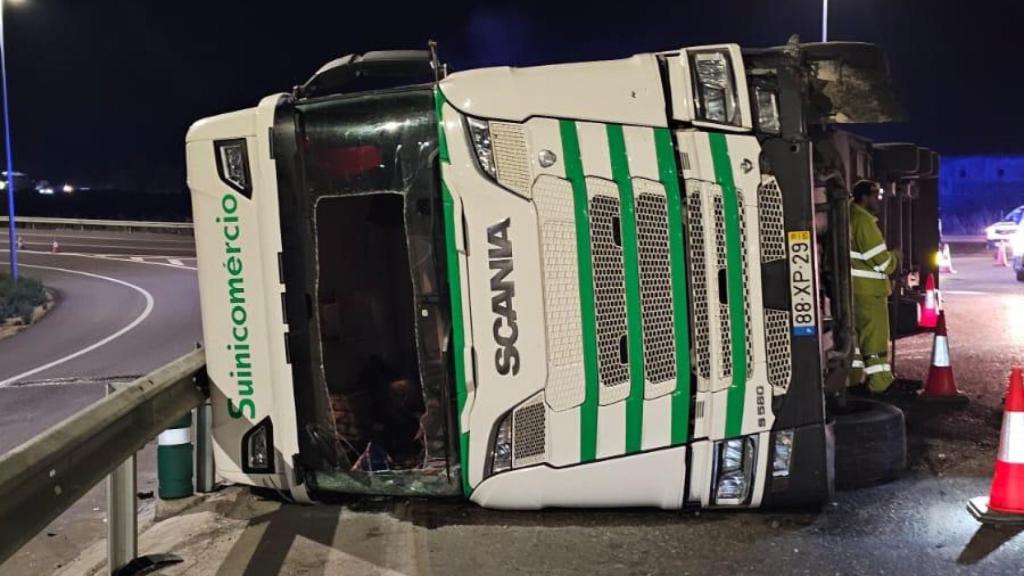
[[558, 120, 601, 462], [606, 124, 646, 454], [654, 128, 693, 445], [708, 133, 748, 439]]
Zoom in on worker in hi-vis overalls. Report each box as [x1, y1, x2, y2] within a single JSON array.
[[849, 180, 900, 394]]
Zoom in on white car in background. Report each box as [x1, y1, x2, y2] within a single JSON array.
[[986, 205, 1024, 248], [1011, 226, 1024, 281]]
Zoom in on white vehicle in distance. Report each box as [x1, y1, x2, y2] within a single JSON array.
[[1010, 226, 1024, 281], [985, 205, 1024, 249]]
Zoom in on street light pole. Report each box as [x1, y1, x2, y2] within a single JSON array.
[[0, 1, 18, 281], [822, 0, 829, 42]]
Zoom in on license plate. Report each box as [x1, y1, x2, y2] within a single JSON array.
[[787, 231, 816, 336]]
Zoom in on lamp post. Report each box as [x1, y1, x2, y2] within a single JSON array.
[[0, 0, 19, 280], [822, 0, 829, 42]]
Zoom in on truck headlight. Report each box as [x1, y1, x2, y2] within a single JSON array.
[[772, 430, 795, 478], [466, 117, 496, 178], [241, 417, 275, 474], [214, 138, 252, 197], [490, 411, 513, 475], [691, 50, 740, 126], [754, 86, 781, 134], [713, 436, 756, 505]]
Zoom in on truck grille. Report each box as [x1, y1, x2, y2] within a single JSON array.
[[512, 396, 547, 468], [533, 176, 586, 411], [758, 175, 786, 264], [738, 194, 753, 379], [589, 182, 630, 402], [635, 181, 676, 398], [765, 309, 792, 393], [686, 181, 711, 384], [713, 192, 732, 379], [490, 121, 532, 197]]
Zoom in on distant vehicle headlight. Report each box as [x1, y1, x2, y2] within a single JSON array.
[[690, 50, 741, 126], [62, 184, 74, 194], [466, 116, 496, 178]]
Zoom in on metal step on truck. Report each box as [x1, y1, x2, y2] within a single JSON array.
[[186, 39, 912, 509]]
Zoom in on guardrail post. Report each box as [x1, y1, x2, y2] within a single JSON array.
[[195, 399, 215, 493], [106, 384, 137, 573]]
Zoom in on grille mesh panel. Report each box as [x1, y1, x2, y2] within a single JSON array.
[[765, 309, 793, 393], [686, 181, 711, 382], [713, 192, 732, 379], [738, 194, 753, 378], [590, 194, 630, 394], [490, 121, 532, 197], [758, 175, 786, 263], [512, 399, 546, 467], [533, 176, 585, 411], [636, 186, 676, 396]]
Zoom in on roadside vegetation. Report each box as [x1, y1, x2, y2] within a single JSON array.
[[0, 272, 47, 324]]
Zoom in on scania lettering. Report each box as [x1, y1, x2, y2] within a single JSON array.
[[187, 41, 909, 508]]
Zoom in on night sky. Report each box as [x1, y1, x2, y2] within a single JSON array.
[[3, 0, 1020, 194]]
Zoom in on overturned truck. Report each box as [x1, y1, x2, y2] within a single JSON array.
[[186, 40, 915, 509]]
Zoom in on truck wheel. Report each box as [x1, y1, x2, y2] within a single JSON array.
[[832, 398, 906, 489], [1016, 269, 1024, 282]]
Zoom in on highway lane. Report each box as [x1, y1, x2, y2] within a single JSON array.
[[0, 230, 201, 574], [2, 228, 196, 256]]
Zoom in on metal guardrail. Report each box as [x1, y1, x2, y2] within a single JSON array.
[[0, 349, 207, 568], [0, 216, 194, 232]]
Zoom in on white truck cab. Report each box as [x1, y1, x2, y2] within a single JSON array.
[[187, 41, 900, 509]]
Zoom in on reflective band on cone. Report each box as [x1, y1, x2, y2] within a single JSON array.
[[998, 413, 1024, 464], [920, 274, 938, 329], [921, 311, 967, 403], [932, 336, 950, 368], [989, 369, 1024, 514]]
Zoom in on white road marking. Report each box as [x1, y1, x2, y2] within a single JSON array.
[[10, 232, 195, 244], [168, 258, 184, 266], [130, 256, 145, 262], [0, 262, 156, 387], [4, 239, 194, 252], [0, 249, 197, 271], [943, 290, 986, 295]]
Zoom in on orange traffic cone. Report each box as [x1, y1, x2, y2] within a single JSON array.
[[996, 241, 1010, 268], [938, 243, 956, 274], [919, 311, 968, 404], [919, 273, 938, 329], [968, 368, 1024, 524], [51, 239, 60, 254]]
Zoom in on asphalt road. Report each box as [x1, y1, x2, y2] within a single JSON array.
[[61, 252, 1023, 576], [0, 228, 201, 574], [5, 235, 1024, 575]]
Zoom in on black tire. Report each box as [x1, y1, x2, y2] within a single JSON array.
[[1016, 269, 1024, 283], [832, 398, 906, 489]]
